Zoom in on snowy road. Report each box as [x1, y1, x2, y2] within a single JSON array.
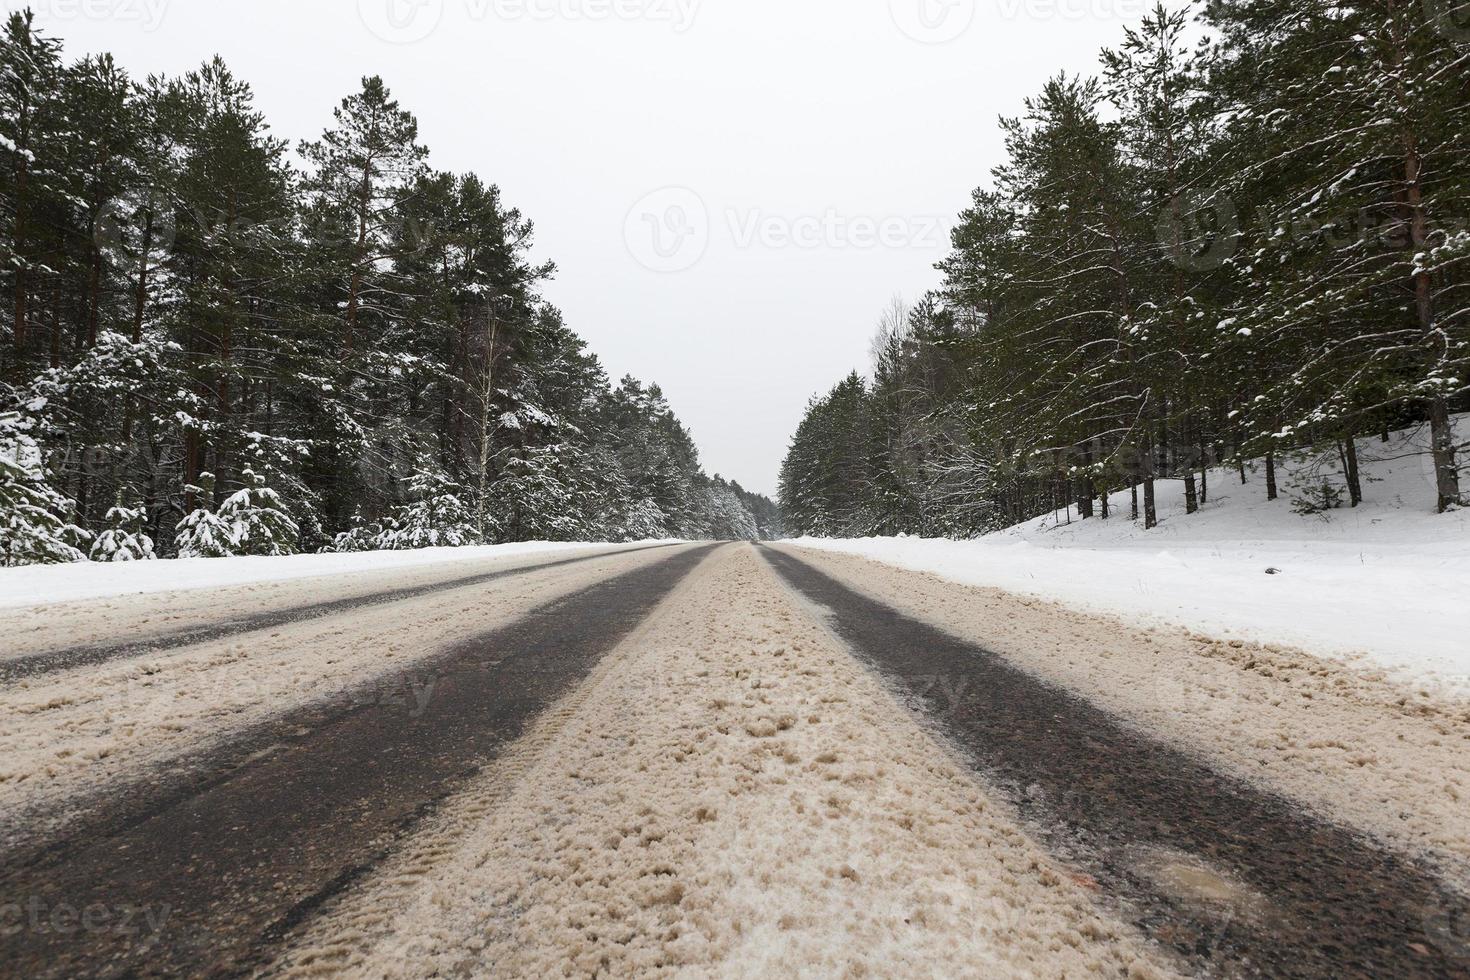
[[1, 544, 1467, 977]]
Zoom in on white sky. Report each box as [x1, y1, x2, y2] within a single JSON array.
[[26, 0, 1168, 496]]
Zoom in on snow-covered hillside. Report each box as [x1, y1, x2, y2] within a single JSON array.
[[789, 419, 1470, 695]]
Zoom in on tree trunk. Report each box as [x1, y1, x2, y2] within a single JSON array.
[[474, 314, 501, 543], [49, 286, 61, 369], [86, 246, 103, 348], [131, 210, 154, 344], [13, 149, 29, 352], [1199, 431, 1210, 506], [1266, 451, 1278, 501], [345, 162, 373, 353], [1131, 483, 1140, 522], [184, 427, 202, 513], [1341, 437, 1363, 507], [1386, 0, 1461, 512], [1429, 397, 1462, 512]]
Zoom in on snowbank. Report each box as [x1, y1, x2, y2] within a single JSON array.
[[0, 540, 681, 609], [788, 421, 1470, 693]]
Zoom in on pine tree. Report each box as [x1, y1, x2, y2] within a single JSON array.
[[377, 464, 479, 550], [90, 497, 155, 561], [212, 467, 299, 556], [301, 75, 428, 355], [174, 472, 232, 558], [0, 407, 88, 564], [0, 26, 772, 564], [0, 10, 62, 363]]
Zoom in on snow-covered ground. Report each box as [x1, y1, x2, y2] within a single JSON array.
[[789, 420, 1470, 694], [274, 545, 1175, 978], [0, 540, 679, 609], [0, 545, 687, 845]]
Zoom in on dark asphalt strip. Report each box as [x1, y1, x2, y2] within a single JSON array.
[[760, 546, 1470, 979], [0, 543, 676, 682], [0, 544, 720, 980]]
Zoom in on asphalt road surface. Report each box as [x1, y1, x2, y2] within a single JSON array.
[[2, 542, 1466, 978]]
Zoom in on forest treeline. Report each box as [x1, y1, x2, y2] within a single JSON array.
[[0, 10, 778, 565], [781, 0, 1468, 537]]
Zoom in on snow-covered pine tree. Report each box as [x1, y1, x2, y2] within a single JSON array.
[[704, 477, 759, 541], [301, 75, 428, 357], [0, 409, 89, 565], [1103, 2, 1219, 526], [0, 10, 64, 359], [89, 497, 155, 561], [173, 473, 233, 558], [0, 27, 773, 553], [491, 444, 590, 543], [1205, 0, 1469, 512], [376, 464, 480, 550], [214, 467, 300, 556], [331, 509, 381, 553]]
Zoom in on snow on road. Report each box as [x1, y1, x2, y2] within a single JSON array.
[[0, 546, 682, 845], [783, 546, 1470, 880], [0, 540, 676, 609], [274, 544, 1176, 979], [6, 537, 1468, 976], [788, 423, 1470, 694]]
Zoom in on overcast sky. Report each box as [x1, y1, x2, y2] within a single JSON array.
[[28, 0, 1168, 496]]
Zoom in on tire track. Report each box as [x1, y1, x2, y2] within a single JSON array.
[[0, 544, 719, 979], [761, 545, 1470, 979], [0, 543, 675, 682]]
